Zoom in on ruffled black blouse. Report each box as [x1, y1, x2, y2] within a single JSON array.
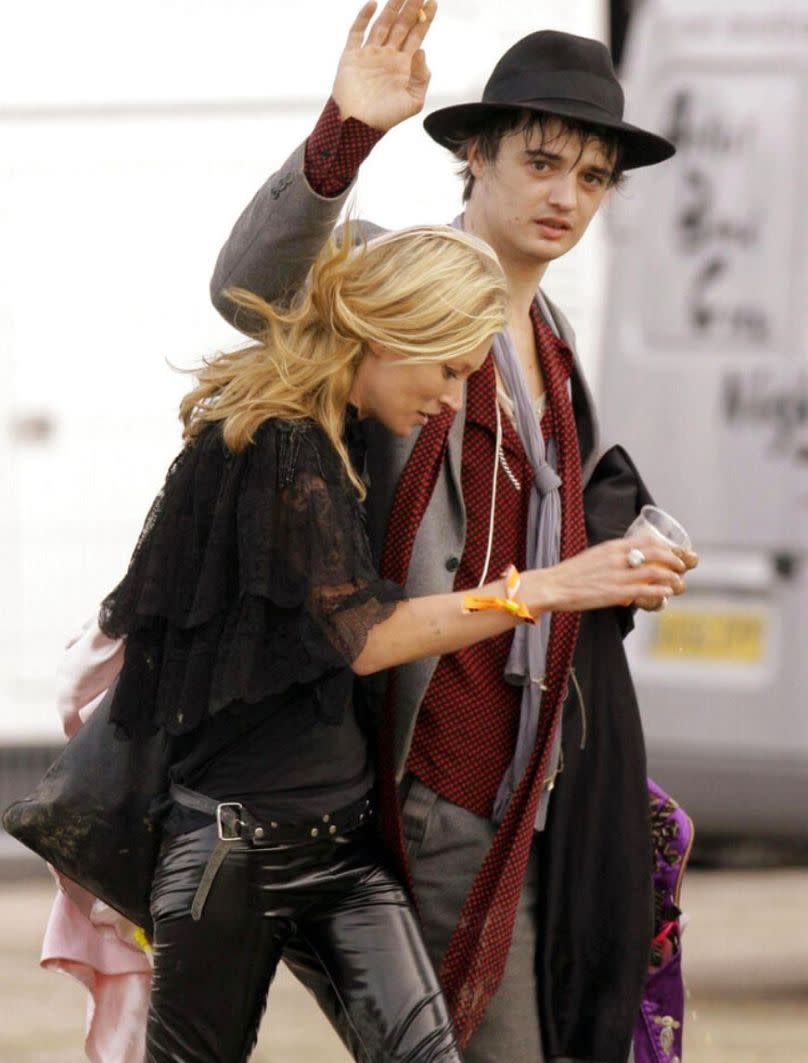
[[100, 416, 405, 739]]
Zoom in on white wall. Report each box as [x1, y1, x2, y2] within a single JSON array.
[[0, 0, 607, 740]]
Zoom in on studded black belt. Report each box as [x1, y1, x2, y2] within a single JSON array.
[[168, 783, 375, 920]]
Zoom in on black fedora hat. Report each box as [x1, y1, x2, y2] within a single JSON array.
[[424, 30, 674, 170]]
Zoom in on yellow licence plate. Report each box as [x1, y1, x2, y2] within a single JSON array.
[[650, 608, 767, 663]]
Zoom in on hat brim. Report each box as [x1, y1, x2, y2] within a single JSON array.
[[423, 100, 675, 170]]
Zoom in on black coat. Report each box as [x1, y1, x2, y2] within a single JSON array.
[[537, 445, 655, 1062]]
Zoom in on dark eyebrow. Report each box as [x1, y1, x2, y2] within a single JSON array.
[[524, 148, 563, 162], [524, 147, 613, 180]]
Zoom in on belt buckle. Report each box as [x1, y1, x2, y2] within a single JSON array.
[[215, 802, 244, 841]]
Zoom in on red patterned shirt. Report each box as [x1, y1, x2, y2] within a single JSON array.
[[406, 353, 564, 818], [304, 97, 384, 198]]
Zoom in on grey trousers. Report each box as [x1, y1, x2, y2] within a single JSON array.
[[400, 776, 635, 1063], [400, 775, 544, 1063]]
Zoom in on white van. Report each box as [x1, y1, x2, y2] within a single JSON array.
[[599, 0, 808, 839]]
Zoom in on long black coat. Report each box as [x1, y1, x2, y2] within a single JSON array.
[[537, 445, 655, 1062]]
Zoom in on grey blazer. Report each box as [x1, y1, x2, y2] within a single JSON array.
[[211, 143, 602, 777]]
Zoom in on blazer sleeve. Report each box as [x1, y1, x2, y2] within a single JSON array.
[[209, 141, 355, 334]]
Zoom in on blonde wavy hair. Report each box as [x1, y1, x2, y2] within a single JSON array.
[[181, 225, 508, 495]]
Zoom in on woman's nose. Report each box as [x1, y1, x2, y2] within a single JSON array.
[[440, 378, 464, 412]]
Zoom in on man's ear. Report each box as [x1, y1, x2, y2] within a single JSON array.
[[466, 138, 486, 180]]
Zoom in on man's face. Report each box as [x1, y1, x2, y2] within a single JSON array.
[[467, 117, 616, 269]]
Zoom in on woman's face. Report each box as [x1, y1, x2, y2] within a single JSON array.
[[353, 337, 493, 437]]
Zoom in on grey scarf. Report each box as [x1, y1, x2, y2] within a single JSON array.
[[452, 215, 563, 830]]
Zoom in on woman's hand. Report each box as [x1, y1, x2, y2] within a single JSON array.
[[634, 544, 698, 612], [332, 0, 437, 132], [522, 537, 687, 615]]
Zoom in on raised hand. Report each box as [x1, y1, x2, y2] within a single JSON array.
[[332, 0, 437, 131]]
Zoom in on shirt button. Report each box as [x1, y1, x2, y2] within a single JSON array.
[[445, 556, 460, 572]]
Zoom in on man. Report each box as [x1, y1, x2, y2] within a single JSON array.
[[210, 3, 694, 1061]]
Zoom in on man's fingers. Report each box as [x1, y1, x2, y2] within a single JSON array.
[[387, 0, 432, 50], [367, 0, 407, 45], [349, 0, 435, 58], [402, 0, 437, 54], [345, 1, 379, 50], [409, 48, 430, 88]]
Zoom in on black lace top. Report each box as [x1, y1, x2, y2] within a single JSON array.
[[100, 416, 405, 741]]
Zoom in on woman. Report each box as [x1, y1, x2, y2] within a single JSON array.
[[99, 226, 682, 1063]]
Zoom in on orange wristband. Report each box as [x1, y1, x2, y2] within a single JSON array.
[[463, 564, 536, 625]]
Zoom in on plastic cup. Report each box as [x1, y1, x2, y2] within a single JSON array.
[[626, 505, 691, 551]]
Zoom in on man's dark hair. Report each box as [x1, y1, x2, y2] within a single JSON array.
[[448, 109, 626, 202]]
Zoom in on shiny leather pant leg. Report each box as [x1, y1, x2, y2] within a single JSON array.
[[146, 826, 287, 1063], [145, 823, 462, 1063], [296, 859, 460, 1063], [283, 935, 365, 1059]]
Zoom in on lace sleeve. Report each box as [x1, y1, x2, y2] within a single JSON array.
[[247, 422, 406, 665], [100, 420, 404, 736]]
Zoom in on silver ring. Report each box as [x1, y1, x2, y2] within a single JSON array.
[[626, 547, 646, 569]]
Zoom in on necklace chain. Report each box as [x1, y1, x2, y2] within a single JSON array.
[[498, 447, 522, 491]]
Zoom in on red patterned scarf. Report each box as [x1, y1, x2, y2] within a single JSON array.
[[379, 305, 588, 1047]]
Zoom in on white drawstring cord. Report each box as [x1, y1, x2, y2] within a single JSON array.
[[477, 399, 503, 588]]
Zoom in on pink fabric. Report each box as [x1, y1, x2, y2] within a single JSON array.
[[40, 617, 151, 1063], [56, 615, 126, 737]]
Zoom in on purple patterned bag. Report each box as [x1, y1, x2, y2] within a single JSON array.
[[633, 779, 694, 1063]]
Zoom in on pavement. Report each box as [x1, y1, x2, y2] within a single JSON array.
[[680, 869, 807, 1063], [0, 864, 805, 1062]]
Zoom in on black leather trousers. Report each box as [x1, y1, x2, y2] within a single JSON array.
[[146, 822, 462, 1063]]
